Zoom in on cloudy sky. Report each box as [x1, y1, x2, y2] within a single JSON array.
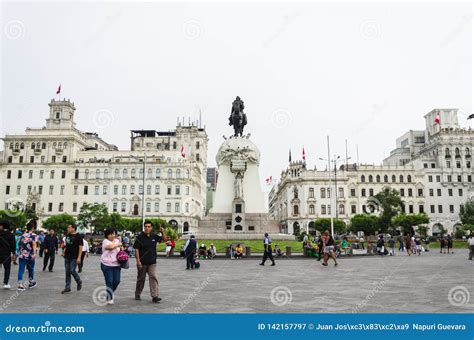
[[1, 1, 472, 186]]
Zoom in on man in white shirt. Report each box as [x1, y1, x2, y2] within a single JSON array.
[[468, 234, 474, 260], [78, 237, 89, 273]]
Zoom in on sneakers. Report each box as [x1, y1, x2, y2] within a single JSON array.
[[3, 284, 11, 289], [152, 297, 162, 303], [61, 288, 71, 294], [28, 281, 37, 289], [259, 263, 264, 266], [271, 263, 276, 266], [77, 282, 82, 291], [17, 285, 26, 291], [135, 295, 141, 300], [107, 299, 114, 305]]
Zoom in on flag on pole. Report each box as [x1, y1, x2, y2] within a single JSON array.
[[265, 176, 273, 185], [302, 147, 306, 161], [434, 111, 440, 124], [180, 145, 186, 158], [56, 84, 61, 95], [289, 149, 292, 162]]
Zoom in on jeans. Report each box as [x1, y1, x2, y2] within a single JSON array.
[[0, 255, 12, 284], [100, 263, 121, 300], [64, 258, 81, 289], [43, 250, 55, 271], [18, 258, 35, 284]]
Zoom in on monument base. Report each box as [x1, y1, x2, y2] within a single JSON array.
[[194, 213, 295, 240]]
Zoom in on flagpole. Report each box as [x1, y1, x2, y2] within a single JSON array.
[[327, 135, 334, 237]]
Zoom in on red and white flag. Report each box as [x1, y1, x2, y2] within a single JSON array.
[[180, 145, 186, 158], [302, 147, 306, 161], [56, 84, 61, 95], [434, 111, 440, 124], [265, 176, 273, 185]]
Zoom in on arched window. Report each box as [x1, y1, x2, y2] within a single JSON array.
[[407, 175, 412, 183], [9, 143, 13, 149], [58, 142, 62, 149], [139, 168, 144, 179], [96, 169, 101, 179], [176, 169, 181, 179], [14, 143, 19, 149], [156, 169, 161, 178], [309, 187, 314, 198], [321, 188, 326, 198], [20, 143, 24, 149], [41, 143, 46, 149], [361, 175, 366, 183], [167, 169, 173, 178], [392, 175, 396, 183], [293, 205, 299, 215], [115, 169, 120, 178], [104, 169, 109, 179], [376, 175, 381, 183], [339, 204, 345, 215], [36, 142, 40, 149], [455, 147, 461, 158], [85, 169, 90, 179], [309, 204, 315, 215], [399, 175, 404, 183], [131, 169, 136, 178], [122, 169, 128, 178], [147, 168, 152, 178], [185, 203, 189, 213], [74, 169, 79, 179], [368, 175, 373, 183], [384, 175, 388, 183], [31, 143, 35, 149]]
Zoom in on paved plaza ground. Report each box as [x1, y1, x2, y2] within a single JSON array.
[[0, 250, 472, 314]]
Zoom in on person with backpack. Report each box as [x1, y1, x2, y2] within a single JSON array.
[[0, 221, 16, 289], [100, 228, 122, 305]]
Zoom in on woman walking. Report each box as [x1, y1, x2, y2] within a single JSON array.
[[321, 231, 338, 266], [100, 228, 122, 305], [405, 234, 411, 256]]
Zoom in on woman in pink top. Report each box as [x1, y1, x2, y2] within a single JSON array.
[[100, 228, 122, 305]]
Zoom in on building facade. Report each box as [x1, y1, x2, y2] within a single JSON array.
[[0, 99, 208, 234], [269, 109, 473, 236]]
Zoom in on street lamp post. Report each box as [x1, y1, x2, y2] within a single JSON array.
[[131, 154, 154, 231]]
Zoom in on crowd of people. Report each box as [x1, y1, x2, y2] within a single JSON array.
[[1, 218, 473, 307]]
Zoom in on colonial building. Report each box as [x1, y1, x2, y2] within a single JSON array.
[[0, 99, 208, 234], [269, 109, 473, 236]]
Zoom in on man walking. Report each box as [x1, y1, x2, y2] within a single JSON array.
[[78, 237, 89, 273], [133, 221, 166, 303], [184, 235, 197, 269], [17, 221, 38, 290], [468, 233, 474, 260], [38, 231, 45, 257], [0, 221, 16, 289], [260, 233, 275, 266], [61, 224, 83, 294], [43, 228, 58, 272]]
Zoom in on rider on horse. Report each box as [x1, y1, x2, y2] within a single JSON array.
[[229, 96, 247, 136]]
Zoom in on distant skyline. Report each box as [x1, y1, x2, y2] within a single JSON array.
[[1, 2, 472, 184]]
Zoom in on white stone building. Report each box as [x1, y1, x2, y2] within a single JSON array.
[[0, 99, 208, 234], [269, 109, 473, 236]]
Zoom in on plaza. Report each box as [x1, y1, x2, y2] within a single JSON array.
[[0, 251, 472, 314]]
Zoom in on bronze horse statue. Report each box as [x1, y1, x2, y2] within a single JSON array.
[[228, 96, 247, 137]]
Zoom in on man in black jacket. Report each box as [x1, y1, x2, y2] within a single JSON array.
[[43, 228, 58, 272], [0, 220, 16, 289]]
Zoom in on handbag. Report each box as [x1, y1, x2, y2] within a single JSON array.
[[116, 250, 129, 270], [120, 260, 130, 269]]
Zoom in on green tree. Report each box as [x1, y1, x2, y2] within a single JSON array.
[[108, 212, 126, 232], [77, 203, 110, 232], [392, 213, 429, 235], [42, 214, 76, 235], [460, 201, 474, 226], [0, 210, 28, 230], [313, 218, 346, 235], [349, 214, 379, 235], [373, 188, 404, 233]]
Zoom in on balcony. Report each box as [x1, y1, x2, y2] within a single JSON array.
[[34, 149, 42, 155], [12, 149, 20, 155], [55, 148, 63, 154]]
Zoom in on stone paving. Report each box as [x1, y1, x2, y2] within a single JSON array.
[[0, 250, 472, 313]]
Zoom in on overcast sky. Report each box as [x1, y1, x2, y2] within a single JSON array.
[[1, 2, 472, 187]]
